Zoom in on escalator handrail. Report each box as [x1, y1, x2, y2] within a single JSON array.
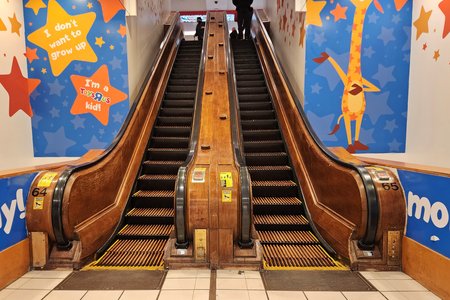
[[51, 13, 182, 249], [223, 14, 253, 248], [174, 13, 210, 248], [253, 10, 379, 250]]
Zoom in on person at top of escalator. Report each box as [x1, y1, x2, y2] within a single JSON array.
[[230, 27, 238, 39], [194, 17, 205, 41], [232, 0, 253, 39]]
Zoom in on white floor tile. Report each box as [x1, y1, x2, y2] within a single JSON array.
[[197, 270, 212, 278], [244, 271, 262, 279], [162, 278, 196, 290], [342, 291, 388, 300], [360, 272, 412, 280], [43, 290, 87, 300], [22, 270, 72, 279], [382, 291, 442, 300], [217, 278, 247, 290], [119, 290, 159, 300], [193, 289, 209, 300], [4, 278, 30, 289], [18, 278, 65, 290], [158, 290, 194, 300], [249, 290, 268, 300], [304, 291, 346, 300], [266, 291, 307, 300], [246, 278, 265, 290], [0, 289, 50, 300], [369, 279, 428, 292], [217, 289, 249, 300], [166, 270, 204, 278], [82, 290, 123, 300], [217, 270, 246, 278], [195, 278, 210, 290], [0, 289, 15, 299]]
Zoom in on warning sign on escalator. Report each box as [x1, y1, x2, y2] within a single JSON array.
[[192, 168, 206, 183], [222, 190, 232, 203], [220, 172, 233, 188]]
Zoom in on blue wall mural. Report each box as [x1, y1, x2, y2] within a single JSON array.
[[304, 0, 411, 153], [398, 170, 450, 259], [23, 0, 129, 157], [0, 173, 37, 252]]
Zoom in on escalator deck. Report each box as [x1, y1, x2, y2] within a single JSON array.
[[232, 40, 346, 270], [85, 40, 202, 270]]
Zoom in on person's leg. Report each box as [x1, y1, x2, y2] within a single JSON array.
[[237, 11, 244, 39], [244, 10, 253, 39]]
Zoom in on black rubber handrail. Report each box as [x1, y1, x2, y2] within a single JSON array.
[[51, 14, 182, 249], [174, 13, 210, 249], [223, 14, 253, 248], [253, 10, 379, 250]]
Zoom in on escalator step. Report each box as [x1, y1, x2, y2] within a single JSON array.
[[137, 175, 177, 190], [254, 214, 308, 225], [150, 137, 189, 148], [237, 80, 266, 88], [253, 197, 301, 206], [235, 64, 261, 70], [157, 116, 192, 126], [240, 102, 273, 111], [162, 100, 195, 108], [169, 79, 198, 86], [118, 224, 173, 239], [127, 208, 174, 218], [237, 87, 268, 94], [262, 244, 339, 268], [166, 85, 197, 93], [165, 92, 196, 100], [153, 126, 191, 137], [132, 190, 174, 208], [240, 110, 275, 120], [236, 74, 264, 81], [243, 129, 281, 141], [251, 180, 298, 197], [258, 230, 318, 244], [245, 152, 288, 166], [170, 73, 198, 80], [239, 94, 270, 102], [235, 68, 263, 75], [241, 120, 278, 130], [147, 148, 189, 161], [244, 140, 284, 153], [142, 160, 183, 174], [248, 166, 293, 180], [159, 108, 194, 117]]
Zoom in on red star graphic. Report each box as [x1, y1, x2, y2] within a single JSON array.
[[98, 0, 125, 23], [439, 0, 450, 38], [70, 65, 128, 125], [422, 43, 427, 50], [0, 57, 40, 117], [24, 47, 39, 63]]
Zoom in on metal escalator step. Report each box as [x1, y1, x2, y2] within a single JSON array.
[[157, 116, 192, 126], [166, 85, 197, 93], [241, 120, 278, 131], [137, 175, 177, 190], [236, 74, 264, 81], [95, 239, 167, 267], [127, 208, 174, 218], [244, 140, 284, 153], [262, 244, 340, 268], [165, 92, 196, 100], [147, 148, 188, 161], [252, 196, 302, 215], [245, 152, 288, 166], [132, 190, 174, 208], [240, 102, 273, 111], [237, 87, 268, 95], [234, 57, 259, 62], [239, 94, 270, 102], [118, 224, 173, 238], [163, 100, 195, 108], [254, 214, 308, 225], [240, 110, 275, 120], [253, 197, 301, 206], [234, 64, 261, 70], [243, 129, 281, 141], [150, 136, 189, 148], [258, 230, 318, 244], [237, 80, 266, 88], [153, 126, 191, 138], [170, 73, 198, 80], [251, 180, 298, 197], [235, 68, 263, 75], [159, 108, 194, 117], [248, 166, 293, 181], [142, 160, 183, 175], [169, 79, 198, 86]]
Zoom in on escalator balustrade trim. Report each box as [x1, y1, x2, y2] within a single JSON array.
[[232, 40, 346, 270], [85, 40, 202, 270]]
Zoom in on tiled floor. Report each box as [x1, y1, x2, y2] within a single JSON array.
[[0, 270, 441, 300]]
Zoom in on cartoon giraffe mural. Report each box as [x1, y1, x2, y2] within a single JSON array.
[[313, 0, 385, 153]]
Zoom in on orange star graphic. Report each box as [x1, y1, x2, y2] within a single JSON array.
[[41, 68, 47, 74], [25, 0, 47, 15], [0, 57, 41, 117], [422, 43, 427, 50], [330, 3, 348, 22], [433, 50, 440, 61], [439, 0, 450, 38], [0, 18, 7, 31], [70, 65, 128, 125], [27, 0, 97, 76], [306, 0, 327, 27], [98, 0, 125, 23], [117, 24, 126, 38], [9, 13, 22, 36], [413, 6, 432, 40], [25, 47, 39, 63]]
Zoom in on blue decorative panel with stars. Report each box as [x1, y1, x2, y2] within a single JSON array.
[[304, 0, 412, 153], [23, 0, 129, 157]]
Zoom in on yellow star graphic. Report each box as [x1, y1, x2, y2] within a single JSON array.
[[87, 2, 93, 9], [27, 0, 97, 76], [306, 0, 326, 27], [9, 13, 22, 36], [109, 45, 115, 50], [413, 6, 432, 40], [25, 0, 47, 15], [95, 36, 105, 47]]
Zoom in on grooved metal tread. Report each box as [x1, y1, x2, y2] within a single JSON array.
[[133, 190, 175, 198], [253, 197, 301, 205], [118, 224, 173, 237], [258, 230, 318, 244], [139, 175, 177, 180], [248, 166, 291, 171], [252, 180, 297, 187], [127, 208, 174, 218], [253, 214, 308, 225]]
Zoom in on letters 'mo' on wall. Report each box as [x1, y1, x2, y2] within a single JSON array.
[[24, 0, 129, 157], [0, 174, 37, 252], [398, 170, 450, 258]]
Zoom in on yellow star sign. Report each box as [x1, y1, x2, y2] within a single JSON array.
[[413, 6, 432, 40], [27, 0, 97, 76], [25, 0, 47, 15], [306, 0, 326, 27], [95, 36, 105, 47]]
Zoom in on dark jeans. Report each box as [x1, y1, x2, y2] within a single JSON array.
[[237, 10, 253, 39]]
